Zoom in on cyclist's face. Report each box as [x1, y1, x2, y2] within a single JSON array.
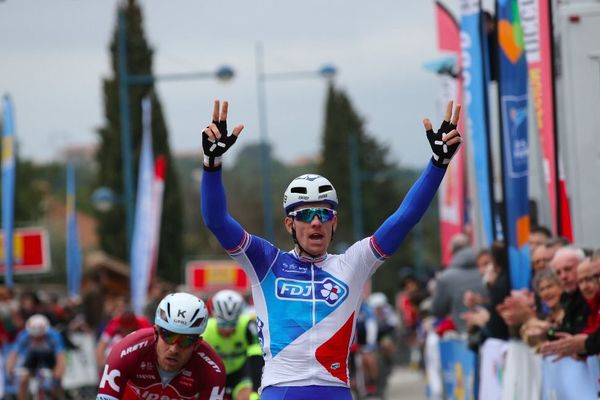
[[155, 328, 196, 372], [285, 202, 337, 257]]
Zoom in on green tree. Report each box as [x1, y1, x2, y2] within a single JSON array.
[[96, 0, 182, 283], [319, 84, 436, 298]]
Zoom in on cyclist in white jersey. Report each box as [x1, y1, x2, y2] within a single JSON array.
[[200, 100, 462, 400]]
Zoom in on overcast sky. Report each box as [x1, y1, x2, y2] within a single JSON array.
[[0, 0, 465, 168]]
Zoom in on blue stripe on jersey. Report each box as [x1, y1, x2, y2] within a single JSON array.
[[373, 161, 445, 255]]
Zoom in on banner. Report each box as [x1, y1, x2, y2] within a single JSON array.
[[478, 338, 508, 400], [2, 95, 16, 288], [0, 228, 51, 274], [541, 356, 597, 399], [497, 0, 531, 289], [501, 340, 541, 400], [460, 0, 494, 247], [518, 0, 572, 239], [424, 330, 443, 400], [66, 162, 82, 299], [435, 1, 467, 266], [439, 338, 476, 400], [130, 97, 156, 315]]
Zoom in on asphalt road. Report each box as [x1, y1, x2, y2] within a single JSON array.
[[383, 366, 428, 400]]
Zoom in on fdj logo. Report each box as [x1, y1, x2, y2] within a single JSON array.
[[276, 277, 348, 306]]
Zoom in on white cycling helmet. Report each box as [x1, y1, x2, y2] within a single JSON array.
[[211, 289, 245, 323], [155, 292, 208, 335], [26, 314, 50, 337], [283, 174, 338, 214], [367, 292, 388, 309]]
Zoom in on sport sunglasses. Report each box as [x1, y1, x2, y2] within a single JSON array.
[[158, 327, 199, 348], [288, 207, 337, 223]]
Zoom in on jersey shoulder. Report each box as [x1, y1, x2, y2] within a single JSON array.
[[190, 339, 226, 378], [106, 327, 156, 367]]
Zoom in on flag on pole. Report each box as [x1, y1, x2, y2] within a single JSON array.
[[2, 95, 16, 288], [518, 0, 571, 239], [148, 155, 166, 286], [66, 162, 82, 299], [497, 0, 531, 289], [130, 96, 162, 315], [434, 1, 467, 266], [460, 0, 495, 247]]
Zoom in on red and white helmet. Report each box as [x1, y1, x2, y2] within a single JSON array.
[[283, 174, 338, 214], [26, 314, 50, 337], [155, 292, 208, 335]]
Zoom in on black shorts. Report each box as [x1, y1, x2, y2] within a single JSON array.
[[23, 349, 56, 373], [225, 362, 252, 397]]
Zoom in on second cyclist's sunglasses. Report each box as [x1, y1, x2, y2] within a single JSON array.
[[288, 207, 337, 223], [158, 327, 199, 348]]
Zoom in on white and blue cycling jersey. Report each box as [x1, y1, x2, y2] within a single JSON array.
[[12, 327, 65, 355], [201, 160, 445, 392]]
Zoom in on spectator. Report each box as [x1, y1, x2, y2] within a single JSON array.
[[431, 233, 486, 333], [531, 244, 550, 273], [529, 225, 552, 251], [520, 269, 563, 347], [551, 246, 588, 334], [576, 258, 600, 334]]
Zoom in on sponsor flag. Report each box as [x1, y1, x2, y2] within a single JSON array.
[[460, 0, 495, 246], [435, 1, 467, 266], [497, 0, 531, 289], [130, 96, 156, 315], [147, 154, 165, 286], [2, 95, 16, 288], [518, 0, 572, 238], [66, 162, 82, 299]]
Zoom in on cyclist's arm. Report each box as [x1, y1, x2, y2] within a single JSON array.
[[201, 169, 245, 249], [372, 160, 445, 256], [54, 352, 66, 381]]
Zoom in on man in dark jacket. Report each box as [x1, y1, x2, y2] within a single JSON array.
[[431, 234, 486, 333]]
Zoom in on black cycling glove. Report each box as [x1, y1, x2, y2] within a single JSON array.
[[426, 120, 461, 168], [202, 119, 238, 171]]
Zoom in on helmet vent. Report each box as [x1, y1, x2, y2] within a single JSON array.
[[290, 187, 307, 194], [167, 303, 171, 318], [190, 308, 200, 322], [319, 185, 333, 193], [159, 308, 169, 322], [191, 317, 205, 328]]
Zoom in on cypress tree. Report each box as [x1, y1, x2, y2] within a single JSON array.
[[319, 84, 420, 296], [96, 0, 182, 283]]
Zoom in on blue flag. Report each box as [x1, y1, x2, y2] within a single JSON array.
[[66, 162, 82, 299], [460, 1, 494, 246], [2, 95, 16, 288], [497, 0, 531, 289]]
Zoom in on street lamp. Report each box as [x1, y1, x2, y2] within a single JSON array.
[[255, 42, 337, 242], [117, 7, 234, 257]]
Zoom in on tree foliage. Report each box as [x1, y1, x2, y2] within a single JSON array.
[[319, 83, 440, 298], [96, 0, 182, 282]]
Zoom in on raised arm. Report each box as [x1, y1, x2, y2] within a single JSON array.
[[201, 100, 246, 250], [372, 101, 462, 256]]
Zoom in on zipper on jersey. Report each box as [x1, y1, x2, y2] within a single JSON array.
[[311, 263, 316, 326]]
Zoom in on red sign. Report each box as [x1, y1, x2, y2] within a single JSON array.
[[186, 260, 248, 292], [0, 227, 51, 274]]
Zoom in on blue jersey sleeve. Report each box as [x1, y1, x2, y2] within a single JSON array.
[[372, 160, 445, 256], [47, 328, 66, 353], [201, 169, 246, 250], [13, 330, 29, 354]]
